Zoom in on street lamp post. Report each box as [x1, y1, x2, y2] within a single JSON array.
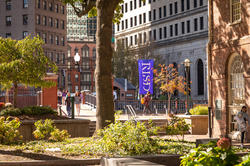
[[183, 59, 191, 115]]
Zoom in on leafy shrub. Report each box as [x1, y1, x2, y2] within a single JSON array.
[[0, 117, 23, 144], [0, 106, 57, 116], [33, 119, 69, 141], [181, 141, 239, 166], [95, 113, 159, 156], [236, 154, 250, 166], [165, 116, 190, 141], [189, 105, 208, 115]]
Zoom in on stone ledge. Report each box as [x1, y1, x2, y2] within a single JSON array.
[[0, 159, 100, 166]]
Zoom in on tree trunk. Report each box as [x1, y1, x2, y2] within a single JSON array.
[[95, 0, 120, 130], [13, 82, 18, 108], [168, 93, 171, 114], [5, 89, 9, 103]]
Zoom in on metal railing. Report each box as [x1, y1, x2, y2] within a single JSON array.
[[126, 105, 137, 121], [84, 93, 208, 114]]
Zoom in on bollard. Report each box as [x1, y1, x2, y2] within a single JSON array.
[[71, 97, 75, 119], [208, 106, 212, 138]]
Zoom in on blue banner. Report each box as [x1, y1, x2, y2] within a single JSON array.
[[138, 59, 154, 95]]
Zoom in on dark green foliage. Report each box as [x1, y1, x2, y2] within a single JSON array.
[[0, 106, 57, 116], [181, 141, 240, 166]]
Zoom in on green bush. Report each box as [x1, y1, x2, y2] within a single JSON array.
[[165, 116, 190, 141], [181, 141, 239, 166], [189, 105, 208, 115], [0, 106, 57, 116], [95, 113, 159, 156], [236, 154, 250, 166], [33, 119, 69, 141], [0, 117, 23, 144]]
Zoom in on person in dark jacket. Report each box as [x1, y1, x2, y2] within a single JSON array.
[[65, 92, 71, 117]]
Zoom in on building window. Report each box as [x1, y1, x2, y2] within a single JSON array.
[[134, 0, 137, 9], [23, 15, 28, 25], [134, 16, 137, 26], [130, 1, 133, 11], [187, 20, 190, 33], [143, 13, 146, 23], [194, 18, 198, 31], [23, 0, 28, 8], [49, 17, 53, 27], [49, 34, 53, 44], [159, 7, 162, 19], [197, 59, 204, 95], [61, 6, 64, 14], [92, 48, 96, 58], [139, 33, 142, 44], [55, 19, 59, 28], [139, 0, 142, 7], [55, 36, 59, 45], [125, 3, 128, 12], [43, 16, 47, 26], [149, 31, 152, 41], [169, 3, 173, 15], [153, 9, 156, 20], [61, 20, 65, 29], [149, 11, 152, 21], [6, 16, 11, 26], [170, 25, 173, 37], [55, 4, 58, 13], [174, 2, 178, 14], [153, 29, 156, 40], [181, 0, 184, 11], [62, 53, 65, 64], [163, 6, 166, 17], [61, 37, 65, 46], [134, 34, 137, 45], [231, 0, 241, 22], [130, 17, 133, 27], [186, 0, 190, 10], [82, 46, 89, 57], [194, 0, 197, 8], [6, 0, 11, 10], [6, 33, 11, 38], [200, 16, 204, 30], [117, 24, 120, 31], [164, 26, 167, 38], [181, 21, 185, 34], [37, 0, 40, 8], [49, 2, 53, 11], [42, 33, 47, 43], [200, 0, 203, 6], [56, 53, 59, 64], [139, 14, 142, 24], [143, 32, 146, 43], [121, 5, 124, 13], [148, 0, 151, 4], [75, 74, 79, 82], [175, 23, 178, 36], [36, 15, 40, 25], [130, 36, 133, 46], [230, 55, 245, 104], [43, 0, 47, 10], [121, 20, 124, 30], [159, 28, 162, 39], [125, 19, 128, 29]]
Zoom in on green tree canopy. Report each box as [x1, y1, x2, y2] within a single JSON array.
[[0, 36, 57, 107]]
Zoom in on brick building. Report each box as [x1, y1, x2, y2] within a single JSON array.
[[0, 0, 67, 89], [208, 0, 250, 138], [66, 4, 97, 93]]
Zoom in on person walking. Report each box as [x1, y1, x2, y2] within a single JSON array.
[[62, 90, 67, 105], [235, 106, 248, 148], [143, 92, 152, 115], [75, 91, 81, 116], [65, 92, 71, 117]]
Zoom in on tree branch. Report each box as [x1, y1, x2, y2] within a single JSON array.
[[70, 0, 96, 17]]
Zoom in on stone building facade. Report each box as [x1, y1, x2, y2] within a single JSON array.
[[208, 0, 250, 138], [115, 0, 208, 100], [0, 0, 67, 89]]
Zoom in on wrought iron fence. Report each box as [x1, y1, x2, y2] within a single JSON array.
[[84, 93, 208, 114]]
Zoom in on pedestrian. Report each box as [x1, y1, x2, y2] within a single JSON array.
[[143, 92, 152, 115], [65, 92, 71, 117], [62, 90, 67, 105], [57, 89, 62, 104], [75, 91, 81, 116], [235, 106, 248, 148]]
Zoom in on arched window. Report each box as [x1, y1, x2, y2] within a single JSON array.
[[197, 59, 204, 95], [81, 45, 89, 57], [230, 55, 245, 105]]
